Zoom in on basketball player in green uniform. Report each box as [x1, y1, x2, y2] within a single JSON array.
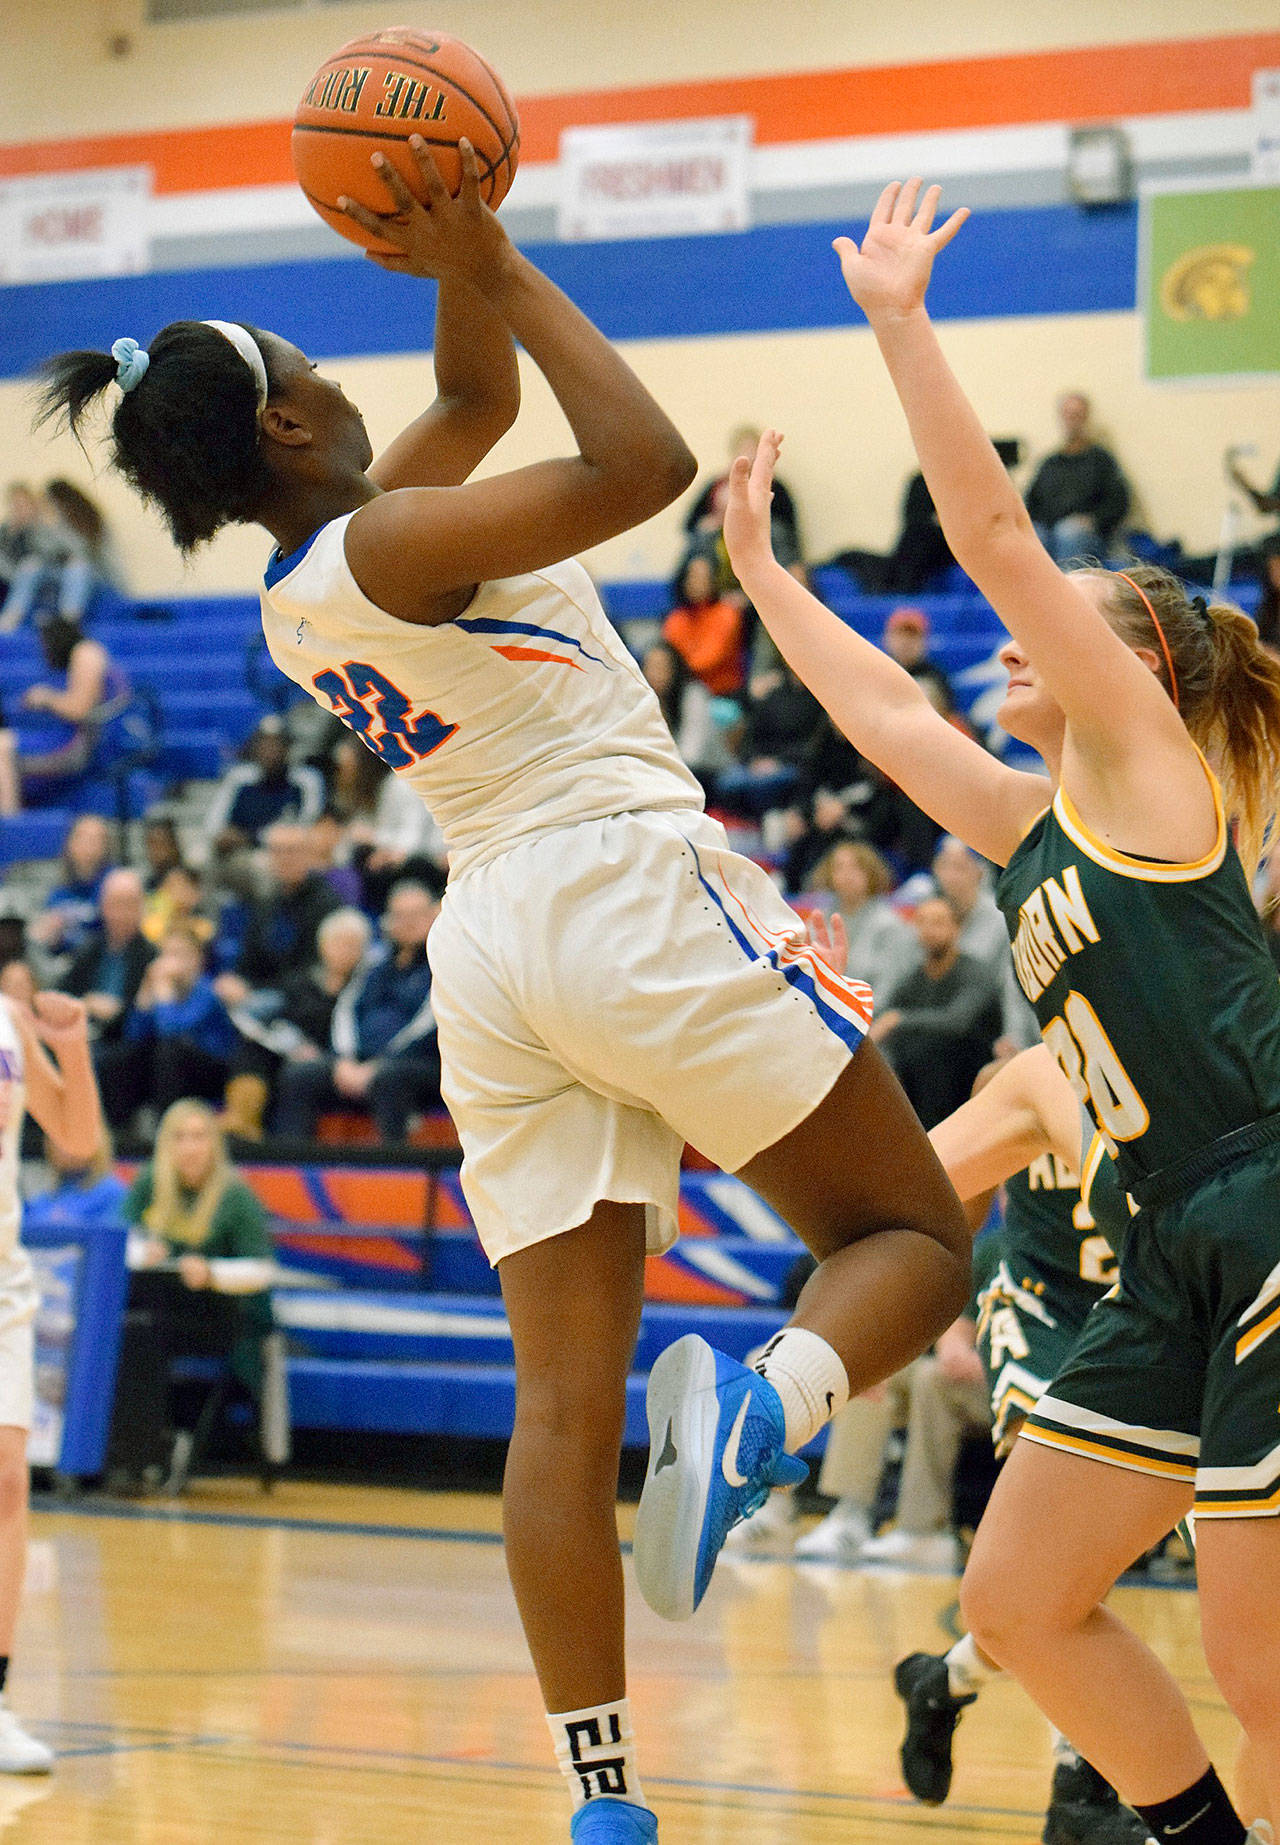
[[897, 1046, 1146, 1841], [723, 179, 1280, 1840]]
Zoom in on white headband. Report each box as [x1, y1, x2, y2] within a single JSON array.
[[202, 319, 269, 411]]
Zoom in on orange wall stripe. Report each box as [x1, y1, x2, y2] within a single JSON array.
[[1, 33, 1276, 191], [515, 32, 1280, 163]]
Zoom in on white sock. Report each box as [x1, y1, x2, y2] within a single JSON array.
[[945, 1632, 1004, 1698], [753, 1327, 849, 1451], [547, 1699, 644, 1811]]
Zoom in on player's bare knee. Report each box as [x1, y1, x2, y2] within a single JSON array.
[[1202, 1620, 1278, 1737]]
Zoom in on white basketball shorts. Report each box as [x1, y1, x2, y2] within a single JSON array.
[[428, 810, 874, 1265]]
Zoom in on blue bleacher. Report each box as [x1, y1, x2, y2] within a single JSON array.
[[0, 555, 1259, 840]]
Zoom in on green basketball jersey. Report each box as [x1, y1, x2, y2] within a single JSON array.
[[996, 775, 1280, 1191], [1000, 1152, 1118, 1325]]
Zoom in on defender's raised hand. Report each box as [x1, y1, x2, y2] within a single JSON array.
[[723, 427, 784, 581], [339, 136, 513, 289], [833, 179, 969, 326]]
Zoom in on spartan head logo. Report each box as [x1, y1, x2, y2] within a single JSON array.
[[1160, 243, 1254, 323]]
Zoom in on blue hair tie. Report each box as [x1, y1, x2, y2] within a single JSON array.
[[111, 337, 150, 393]]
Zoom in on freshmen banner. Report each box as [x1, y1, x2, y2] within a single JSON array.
[[1142, 182, 1280, 385]]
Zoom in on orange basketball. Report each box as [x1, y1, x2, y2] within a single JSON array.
[[292, 29, 520, 253]]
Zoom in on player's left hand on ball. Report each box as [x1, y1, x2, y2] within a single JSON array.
[[339, 136, 512, 286]]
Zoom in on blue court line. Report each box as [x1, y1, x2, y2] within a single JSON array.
[[30, 1494, 507, 1546], [60, 1661, 920, 1687], [34, 1714, 1043, 1827]]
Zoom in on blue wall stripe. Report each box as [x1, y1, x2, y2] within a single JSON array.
[[0, 202, 1137, 380]]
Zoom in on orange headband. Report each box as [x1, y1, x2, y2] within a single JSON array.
[[1115, 571, 1179, 712]]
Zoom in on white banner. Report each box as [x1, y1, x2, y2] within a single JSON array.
[[0, 167, 152, 285], [558, 116, 753, 242], [1252, 69, 1280, 181]]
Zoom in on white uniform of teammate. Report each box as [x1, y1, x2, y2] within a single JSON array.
[[262, 517, 874, 1263], [0, 1003, 38, 1433]]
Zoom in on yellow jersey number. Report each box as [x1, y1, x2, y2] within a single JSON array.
[[1043, 992, 1150, 1147]]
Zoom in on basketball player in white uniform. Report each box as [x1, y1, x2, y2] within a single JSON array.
[[0, 987, 103, 1771], [39, 141, 968, 1842]]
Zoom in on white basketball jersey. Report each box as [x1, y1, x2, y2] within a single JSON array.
[[260, 516, 704, 879], [0, 1000, 25, 1262]]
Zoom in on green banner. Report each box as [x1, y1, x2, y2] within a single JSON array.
[[1143, 184, 1280, 383]]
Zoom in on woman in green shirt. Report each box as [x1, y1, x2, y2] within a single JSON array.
[[119, 1100, 275, 1486]]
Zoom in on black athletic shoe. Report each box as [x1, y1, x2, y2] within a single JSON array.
[[893, 1651, 976, 1805], [1042, 1758, 1155, 1845]]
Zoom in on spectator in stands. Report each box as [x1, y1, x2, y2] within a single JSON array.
[[26, 813, 115, 966], [871, 895, 1003, 1128], [685, 425, 802, 567], [328, 736, 446, 907], [141, 864, 216, 952], [115, 924, 236, 1122], [43, 478, 126, 604], [273, 882, 441, 1143], [715, 661, 823, 817], [1227, 447, 1280, 533], [0, 480, 123, 630], [63, 868, 154, 1069], [812, 841, 919, 1004], [223, 906, 373, 1140], [205, 716, 325, 861], [661, 554, 744, 697], [931, 833, 1038, 1049], [931, 836, 1007, 971], [213, 823, 340, 1011], [0, 485, 53, 613], [119, 1099, 275, 1493], [310, 808, 365, 909], [830, 470, 952, 596], [141, 814, 183, 894], [857, 1304, 991, 1568], [16, 615, 131, 800], [827, 445, 1020, 596], [1024, 391, 1129, 566], [1254, 532, 1280, 656], [640, 641, 728, 789], [881, 607, 955, 713]]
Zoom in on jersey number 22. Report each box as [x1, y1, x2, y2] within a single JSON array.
[[313, 662, 457, 770]]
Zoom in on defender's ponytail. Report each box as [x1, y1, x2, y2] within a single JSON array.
[[1103, 562, 1280, 877]]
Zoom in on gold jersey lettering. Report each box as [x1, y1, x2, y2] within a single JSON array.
[[1045, 866, 1100, 954], [1012, 864, 1098, 1002]]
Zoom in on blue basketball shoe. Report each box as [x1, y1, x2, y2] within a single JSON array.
[[633, 1334, 807, 1621], [570, 1798, 658, 1842]]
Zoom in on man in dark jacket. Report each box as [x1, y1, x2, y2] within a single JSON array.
[[1025, 392, 1129, 566], [214, 823, 339, 1012], [64, 867, 155, 1044], [871, 895, 1003, 1129], [273, 882, 441, 1142]]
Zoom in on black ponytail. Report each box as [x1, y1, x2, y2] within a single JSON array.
[[34, 321, 276, 555]]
